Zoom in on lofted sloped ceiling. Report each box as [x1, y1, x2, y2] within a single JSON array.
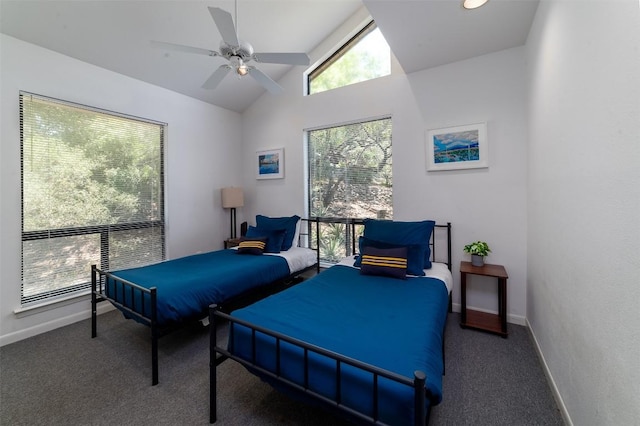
[[0, 0, 539, 113], [0, 0, 362, 112], [364, 0, 540, 74]]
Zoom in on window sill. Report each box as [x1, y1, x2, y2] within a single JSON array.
[[14, 290, 91, 318]]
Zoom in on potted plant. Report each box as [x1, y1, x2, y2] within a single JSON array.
[[463, 241, 491, 267]]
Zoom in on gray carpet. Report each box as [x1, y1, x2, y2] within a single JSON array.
[[0, 309, 563, 425]]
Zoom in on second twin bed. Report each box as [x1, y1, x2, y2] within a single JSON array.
[[211, 219, 452, 425]]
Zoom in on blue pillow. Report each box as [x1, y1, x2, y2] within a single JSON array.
[[360, 246, 407, 280], [236, 237, 267, 255], [245, 226, 286, 253], [354, 236, 426, 277], [256, 215, 300, 251], [363, 219, 435, 269]]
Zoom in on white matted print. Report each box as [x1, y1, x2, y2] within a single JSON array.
[[426, 123, 488, 171], [256, 148, 284, 179]]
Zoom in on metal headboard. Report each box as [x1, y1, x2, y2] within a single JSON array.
[[307, 217, 452, 271]]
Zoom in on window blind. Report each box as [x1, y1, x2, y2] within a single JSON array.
[[307, 117, 392, 262], [20, 92, 166, 305]]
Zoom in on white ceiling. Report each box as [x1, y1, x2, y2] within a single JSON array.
[[365, 0, 540, 74], [0, 0, 539, 113]]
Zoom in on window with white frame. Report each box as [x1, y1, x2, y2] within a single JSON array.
[[20, 92, 165, 306], [307, 117, 392, 263], [307, 21, 391, 95]]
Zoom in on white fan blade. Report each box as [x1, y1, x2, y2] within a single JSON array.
[[208, 7, 239, 48], [150, 40, 219, 57], [203, 65, 231, 89], [253, 52, 310, 66], [248, 68, 283, 94]]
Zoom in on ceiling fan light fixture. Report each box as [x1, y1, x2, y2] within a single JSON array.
[[154, 6, 306, 93], [232, 57, 249, 76], [462, 0, 489, 10], [237, 64, 249, 76]]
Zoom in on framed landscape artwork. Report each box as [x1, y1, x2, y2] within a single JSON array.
[[426, 122, 488, 171], [256, 148, 284, 179]]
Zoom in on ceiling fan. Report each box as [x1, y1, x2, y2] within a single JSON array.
[[151, 4, 310, 94]]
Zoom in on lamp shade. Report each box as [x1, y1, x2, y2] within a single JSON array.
[[221, 187, 244, 208]]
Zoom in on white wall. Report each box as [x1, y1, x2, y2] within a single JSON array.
[[526, 1, 640, 424], [407, 48, 528, 323], [241, 18, 529, 323], [0, 34, 242, 345]]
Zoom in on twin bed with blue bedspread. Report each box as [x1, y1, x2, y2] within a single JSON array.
[[91, 215, 318, 385], [103, 249, 292, 325], [210, 219, 452, 425]]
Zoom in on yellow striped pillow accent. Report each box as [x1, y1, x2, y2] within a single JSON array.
[[239, 240, 266, 250], [359, 246, 408, 279], [361, 255, 408, 269], [237, 238, 267, 255]]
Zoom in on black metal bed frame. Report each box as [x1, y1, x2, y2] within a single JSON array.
[[210, 221, 452, 425], [91, 218, 320, 386]]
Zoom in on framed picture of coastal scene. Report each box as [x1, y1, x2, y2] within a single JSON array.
[[256, 148, 284, 179], [426, 123, 488, 171]]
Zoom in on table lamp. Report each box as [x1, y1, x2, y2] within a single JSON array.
[[221, 187, 244, 239]]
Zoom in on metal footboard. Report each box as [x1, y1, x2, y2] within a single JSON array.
[[91, 265, 160, 385], [209, 305, 430, 425]]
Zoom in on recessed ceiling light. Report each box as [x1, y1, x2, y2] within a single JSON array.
[[463, 0, 489, 10]]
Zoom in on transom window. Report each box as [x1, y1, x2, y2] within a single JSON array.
[[20, 92, 165, 306], [307, 21, 391, 95]]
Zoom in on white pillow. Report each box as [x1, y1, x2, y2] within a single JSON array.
[[292, 219, 301, 247]]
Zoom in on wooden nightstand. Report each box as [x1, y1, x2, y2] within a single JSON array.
[[224, 238, 242, 249], [460, 261, 509, 337]]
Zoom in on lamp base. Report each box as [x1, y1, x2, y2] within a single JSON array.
[[229, 207, 237, 239]]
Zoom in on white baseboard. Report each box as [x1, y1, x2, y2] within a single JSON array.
[[0, 304, 115, 347], [526, 319, 573, 426], [450, 302, 526, 326]]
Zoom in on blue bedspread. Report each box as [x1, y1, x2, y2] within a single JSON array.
[[229, 264, 449, 424], [108, 249, 290, 326]]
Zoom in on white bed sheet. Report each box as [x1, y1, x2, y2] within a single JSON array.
[[271, 246, 317, 273], [231, 246, 317, 274]]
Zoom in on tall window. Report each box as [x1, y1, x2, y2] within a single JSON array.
[[307, 117, 392, 262], [308, 21, 391, 95], [20, 92, 165, 306]]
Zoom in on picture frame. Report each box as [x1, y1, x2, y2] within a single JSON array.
[[256, 148, 284, 179], [425, 122, 488, 171]]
